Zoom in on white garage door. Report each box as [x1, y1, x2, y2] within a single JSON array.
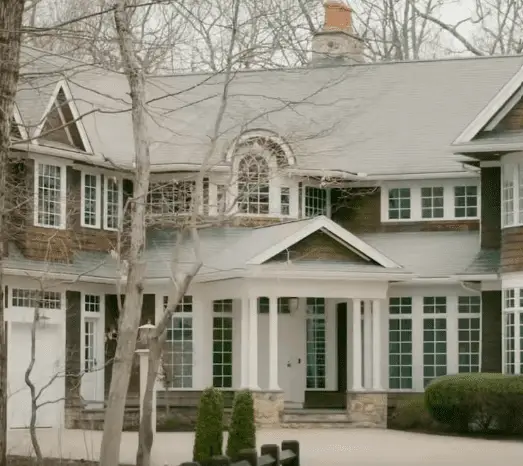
[[8, 322, 63, 429]]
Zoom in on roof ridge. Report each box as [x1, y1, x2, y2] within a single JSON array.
[[252, 217, 315, 230]]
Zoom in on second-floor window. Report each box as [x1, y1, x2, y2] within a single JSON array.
[[454, 186, 478, 218], [421, 187, 444, 219], [148, 180, 195, 216], [238, 154, 270, 214], [35, 162, 65, 228], [388, 188, 411, 219], [501, 163, 523, 227], [81, 173, 101, 228], [304, 186, 329, 217], [104, 176, 122, 230]]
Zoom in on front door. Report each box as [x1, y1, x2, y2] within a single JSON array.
[[278, 313, 305, 407], [81, 318, 103, 405]]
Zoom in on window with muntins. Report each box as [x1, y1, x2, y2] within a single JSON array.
[[423, 297, 447, 386], [212, 299, 233, 388], [36, 163, 64, 228], [388, 297, 413, 389], [82, 173, 100, 228], [454, 186, 478, 218], [280, 187, 290, 215], [457, 296, 481, 373], [388, 188, 411, 219], [501, 163, 523, 227], [502, 288, 523, 375], [257, 297, 293, 314], [148, 180, 195, 216], [104, 177, 121, 230], [164, 295, 193, 388], [238, 155, 270, 214], [12, 288, 61, 309], [304, 186, 329, 217], [421, 187, 444, 219], [306, 298, 326, 389]]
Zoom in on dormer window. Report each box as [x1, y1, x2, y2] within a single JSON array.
[[238, 154, 270, 214]]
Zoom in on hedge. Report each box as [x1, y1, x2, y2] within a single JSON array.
[[193, 387, 224, 464], [226, 390, 256, 459], [425, 373, 523, 434], [388, 395, 441, 432]]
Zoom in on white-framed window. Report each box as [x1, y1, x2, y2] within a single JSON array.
[[306, 297, 326, 389], [502, 288, 523, 375], [147, 180, 195, 216], [388, 297, 413, 390], [84, 294, 101, 313], [212, 299, 233, 388], [388, 188, 411, 220], [81, 172, 101, 228], [423, 296, 447, 386], [421, 187, 444, 219], [164, 295, 193, 388], [454, 186, 478, 218], [238, 155, 270, 214], [34, 162, 66, 228], [257, 297, 294, 314], [104, 176, 122, 231], [501, 163, 523, 227], [457, 296, 481, 373], [304, 186, 329, 217], [383, 181, 480, 222], [84, 320, 96, 372], [280, 187, 290, 215], [12, 288, 62, 309]]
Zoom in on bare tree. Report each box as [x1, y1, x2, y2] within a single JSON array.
[[0, 2, 27, 465]]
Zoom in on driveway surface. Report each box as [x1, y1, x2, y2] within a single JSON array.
[[7, 428, 523, 466]]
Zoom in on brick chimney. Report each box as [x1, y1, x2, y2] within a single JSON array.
[[311, 1, 364, 66]]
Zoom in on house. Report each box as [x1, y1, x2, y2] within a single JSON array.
[[4, 1, 523, 430]]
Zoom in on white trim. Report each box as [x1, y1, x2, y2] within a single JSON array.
[[366, 171, 478, 181], [454, 64, 523, 144], [12, 104, 28, 140], [246, 216, 401, 268], [33, 160, 67, 229], [103, 175, 123, 231], [32, 80, 93, 153], [485, 84, 523, 131], [81, 172, 102, 229]]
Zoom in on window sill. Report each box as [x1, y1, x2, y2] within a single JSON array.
[[383, 217, 479, 223], [34, 223, 66, 230], [81, 223, 102, 230]]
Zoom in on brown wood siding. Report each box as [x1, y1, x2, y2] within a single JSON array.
[[333, 188, 479, 234], [481, 167, 501, 249], [498, 97, 523, 131], [65, 291, 82, 407], [501, 226, 523, 273], [268, 230, 372, 263], [481, 290, 501, 372]]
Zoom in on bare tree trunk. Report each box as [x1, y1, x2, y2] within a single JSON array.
[[0, 2, 26, 465], [99, 2, 151, 466], [25, 306, 43, 464]]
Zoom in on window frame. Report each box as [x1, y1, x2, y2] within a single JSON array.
[[212, 299, 234, 389], [454, 185, 479, 219], [103, 175, 123, 231], [502, 288, 523, 375], [81, 172, 102, 229], [303, 185, 331, 218], [457, 296, 481, 374], [33, 161, 67, 229], [501, 163, 523, 228], [388, 297, 413, 390], [421, 186, 444, 219]]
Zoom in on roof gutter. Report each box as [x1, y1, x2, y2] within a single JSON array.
[[3, 267, 119, 285], [363, 171, 478, 181], [451, 142, 523, 154], [286, 168, 368, 180]]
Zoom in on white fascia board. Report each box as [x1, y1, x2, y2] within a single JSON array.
[[245, 267, 413, 281], [453, 64, 523, 145], [247, 215, 402, 269], [3, 268, 118, 285]]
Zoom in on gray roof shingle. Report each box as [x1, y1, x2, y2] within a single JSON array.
[[16, 49, 523, 176]]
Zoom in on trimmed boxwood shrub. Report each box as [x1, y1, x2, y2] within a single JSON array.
[[226, 390, 256, 460], [193, 387, 224, 464], [425, 373, 523, 434], [389, 395, 441, 432]]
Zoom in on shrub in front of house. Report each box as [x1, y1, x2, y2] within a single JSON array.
[[388, 395, 441, 432], [226, 390, 256, 460], [425, 373, 523, 434], [193, 387, 224, 465]]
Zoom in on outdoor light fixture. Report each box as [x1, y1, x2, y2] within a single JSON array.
[[138, 320, 156, 347], [288, 297, 299, 313]]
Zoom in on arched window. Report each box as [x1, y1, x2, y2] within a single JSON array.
[[238, 154, 270, 214]]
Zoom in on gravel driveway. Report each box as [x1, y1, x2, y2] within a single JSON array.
[[8, 428, 523, 466]]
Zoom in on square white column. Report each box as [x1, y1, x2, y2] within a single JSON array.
[[240, 297, 250, 389], [268, 296, 280, 390], [363, 300, 373, 389], [372, 299, 382, 390], [248, 296, 260, 390], [352, 298, 363, 390]]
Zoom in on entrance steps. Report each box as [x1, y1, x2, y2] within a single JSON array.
[[281, 409, 353, 428]]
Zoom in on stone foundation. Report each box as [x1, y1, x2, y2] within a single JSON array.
[[253, 391, 284, 427], [346, 392, 387, 428]]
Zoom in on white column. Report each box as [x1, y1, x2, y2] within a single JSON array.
[[372, 300, 382, 390], [240, 297, 250, 388], [268, 296, 280, 390], [363, 300, 373, 388], [352, 299, 363, 390], [248, 296, 259, 389], [136, 349, 156, 434]]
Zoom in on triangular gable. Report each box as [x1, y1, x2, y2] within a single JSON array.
[[34, 80, 92, 152], [247, 216, 401, 268], [454, 65, 523, 145], [11, 104, 27, 140]]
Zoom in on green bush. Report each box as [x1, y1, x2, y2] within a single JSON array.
[[425, 373, 523, 434], [193, 387, 224, 464], [226, 390, 256, 459], [388, 395, 441, 432]]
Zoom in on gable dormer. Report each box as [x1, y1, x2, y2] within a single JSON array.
[[35, 82, 91, 152]]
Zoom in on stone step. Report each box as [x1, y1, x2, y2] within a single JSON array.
[[282, 409, 349, 423], [281, 422, 354, 429]]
